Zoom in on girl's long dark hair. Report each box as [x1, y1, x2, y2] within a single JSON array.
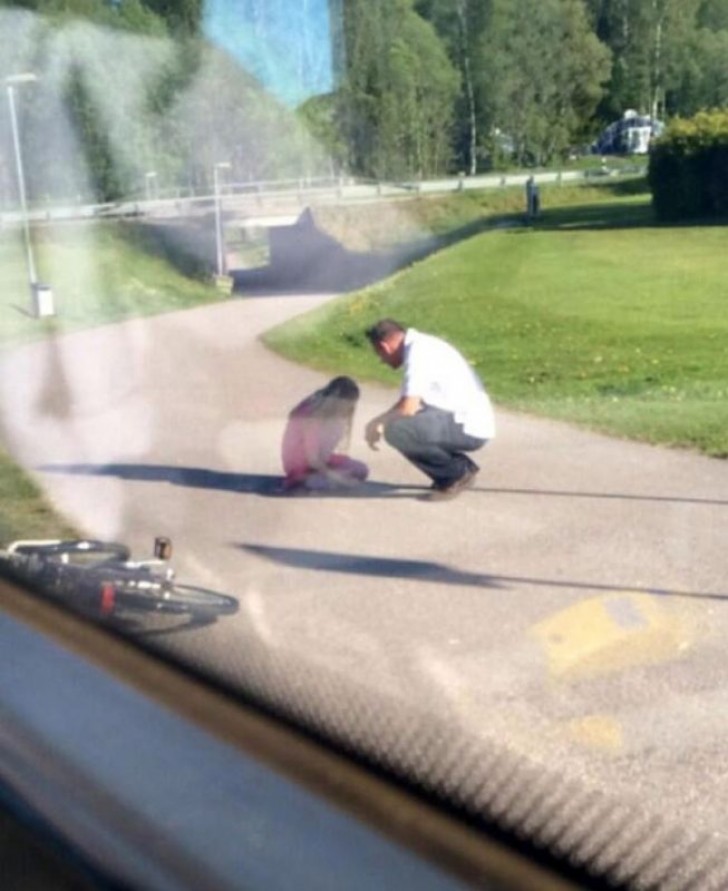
[[319, 376, 360, 403], [298, 376, 360, 448]]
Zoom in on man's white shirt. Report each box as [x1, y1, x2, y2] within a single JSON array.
[[401, 329, 495, 439]]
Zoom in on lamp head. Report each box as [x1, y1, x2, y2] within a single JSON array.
[[5, 73, 38, 86]]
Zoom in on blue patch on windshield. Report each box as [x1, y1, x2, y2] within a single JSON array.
[[203, 0, 336, 106]]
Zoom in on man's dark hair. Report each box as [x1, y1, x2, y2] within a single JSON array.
[[365, 319, 405, 346]]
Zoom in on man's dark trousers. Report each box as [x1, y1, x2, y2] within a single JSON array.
[[384, 406, 486, 488]]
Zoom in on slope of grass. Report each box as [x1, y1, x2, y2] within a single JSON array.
[[1, 221, 222, 350], [0, 455, 79, 543]]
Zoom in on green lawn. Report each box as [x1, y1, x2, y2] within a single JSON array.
[[265, 191, 728, 457], [0, 221, 221, 350], [0, 461, 79, 544]]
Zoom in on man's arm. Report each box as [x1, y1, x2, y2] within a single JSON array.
[[364, 396, 422, 449]]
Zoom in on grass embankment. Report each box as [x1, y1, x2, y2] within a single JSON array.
[[265, 182, 728, 457], [0, 463, 79, 544], [1, 221, 223, 542], [0, 221, 220, 348]]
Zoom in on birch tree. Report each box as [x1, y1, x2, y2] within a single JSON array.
[[337, 0, 458, 179], [415, 0, 492, 173]]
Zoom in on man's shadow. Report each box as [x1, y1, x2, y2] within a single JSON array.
[[38, 462, 424, 499], [236, 543, 728, 602]]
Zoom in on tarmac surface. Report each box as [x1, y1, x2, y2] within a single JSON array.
[[2, 293, 728, 882]]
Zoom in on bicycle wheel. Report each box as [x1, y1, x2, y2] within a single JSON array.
[[111, 578, 239, 618], [12, 539, 131, 565], [160, 584, 239, 617]]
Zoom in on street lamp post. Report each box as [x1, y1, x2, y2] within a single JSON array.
[[5, 73, 53, 317], [5, 72, 53, 317], [213, 161, 231, 279]]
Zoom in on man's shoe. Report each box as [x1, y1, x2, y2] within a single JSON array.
[[425, 467, 479, 501]]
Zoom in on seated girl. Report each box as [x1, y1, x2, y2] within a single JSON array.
[[281, 376, 369, 492]]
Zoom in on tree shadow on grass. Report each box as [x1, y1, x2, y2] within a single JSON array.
[[524, 197, 655, 232], [529, 180, 728, 232], [230, 207, 519, 296]]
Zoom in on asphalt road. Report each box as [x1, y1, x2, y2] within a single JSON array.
[[2, 295, 728, 885]]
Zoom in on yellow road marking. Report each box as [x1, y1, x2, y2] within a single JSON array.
[[566, 714, 624, 751], [531, 592, 695, 682]]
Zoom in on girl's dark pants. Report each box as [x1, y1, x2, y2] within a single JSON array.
[[384, 406, 486, 488]]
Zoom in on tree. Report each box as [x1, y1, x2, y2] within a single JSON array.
[[667, 0, 728, 114], [667, 23, 728, 114], [645, 0, 702, 119], [64, 62, 130, 200], [139, 0, 202, 36], [336, 0, 458, 179], [298, 92, 348, 176], [697, 0, 728, 29], [415, 0, 492, 174], [478, 0, 611, 166], [0, 1, 333, 206], [0, 0, 168, 31], [114, 0, 169, 36], [583, 0, 723, 121]]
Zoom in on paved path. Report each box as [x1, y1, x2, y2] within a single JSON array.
[[2, 295, 728, 881]]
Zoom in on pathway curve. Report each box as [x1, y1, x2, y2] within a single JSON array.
[[2, 296, 728, 886]]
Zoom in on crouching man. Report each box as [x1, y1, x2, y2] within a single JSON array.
[[364, 318, 495, 501]]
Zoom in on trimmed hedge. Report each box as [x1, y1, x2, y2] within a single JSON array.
[[648, 110, 728, 221]]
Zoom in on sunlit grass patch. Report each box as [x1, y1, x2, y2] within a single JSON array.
[[0, 448, 80, 544]]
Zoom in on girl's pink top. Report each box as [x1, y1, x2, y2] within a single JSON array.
[[281, 397, 347, 481]]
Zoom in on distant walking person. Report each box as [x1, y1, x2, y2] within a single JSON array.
[[364, 319, 494, 500], [281, 376, 369, 492]]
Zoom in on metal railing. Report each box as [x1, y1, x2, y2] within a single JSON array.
[[0, 165, 647, 228]]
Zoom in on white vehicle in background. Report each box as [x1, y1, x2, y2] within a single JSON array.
[[593, 108, 665, 155]]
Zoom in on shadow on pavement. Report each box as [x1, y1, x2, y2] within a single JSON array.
[[485, 486, 727, 507], [238, 543, 728, 602], [39, 463, 726, 506], [38, 463, 423, 499]]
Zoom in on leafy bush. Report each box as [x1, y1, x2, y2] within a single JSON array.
[[648, 110, 728, 221]]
